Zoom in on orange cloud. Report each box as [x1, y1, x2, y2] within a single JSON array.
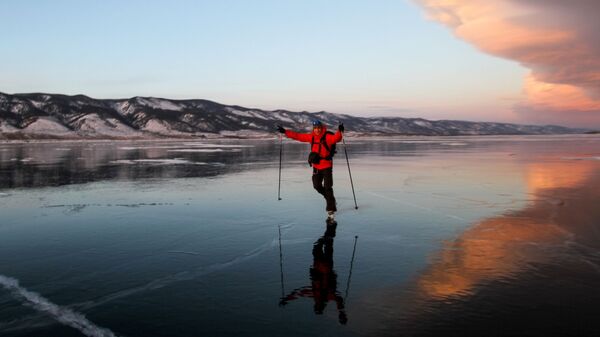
[[415, 0, 600, 126], [524, 74, 600, 111]]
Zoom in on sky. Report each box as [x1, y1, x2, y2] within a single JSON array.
[[1, 0, 598, 127]]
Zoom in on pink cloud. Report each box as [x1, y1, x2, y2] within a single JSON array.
[[415, 0, 600, 127]]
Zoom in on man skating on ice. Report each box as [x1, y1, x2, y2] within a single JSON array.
[[277, 120, 344, 221]]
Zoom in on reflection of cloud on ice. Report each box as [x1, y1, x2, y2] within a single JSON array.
[[525, 161, 596, 193], [418, 158, 598, 299], [350, 154, 600, 334], [418, 217, 570, 299], [0, 274, 118, 337]]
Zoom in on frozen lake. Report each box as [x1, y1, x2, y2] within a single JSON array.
[[1, 135, 599, 337]]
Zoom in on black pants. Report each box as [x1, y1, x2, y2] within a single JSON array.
[[312, 167, 337, 212]]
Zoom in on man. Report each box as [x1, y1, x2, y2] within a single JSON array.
[[277, 120, 344, 221]]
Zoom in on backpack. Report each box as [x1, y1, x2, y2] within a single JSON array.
[[311, 131, 337, 161]]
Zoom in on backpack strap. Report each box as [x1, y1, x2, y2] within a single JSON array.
[[311, 132, 335, 160], [320, 132, 334, 160], [311, 135, 322, 154], [321, 136, 330, 152]]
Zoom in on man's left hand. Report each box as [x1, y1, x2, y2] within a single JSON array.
[[338, 123, 345, 132]]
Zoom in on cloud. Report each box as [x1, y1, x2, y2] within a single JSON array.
[[414, 0, 600, 127]]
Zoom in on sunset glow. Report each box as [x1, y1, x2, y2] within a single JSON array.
[[416, 0, 600, 127]]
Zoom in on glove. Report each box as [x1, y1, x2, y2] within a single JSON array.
[[338, 123, 345, 132], [277, 125, 286, 134]]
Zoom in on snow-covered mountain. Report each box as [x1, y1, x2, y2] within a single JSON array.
[[0, 92, 585, 139]]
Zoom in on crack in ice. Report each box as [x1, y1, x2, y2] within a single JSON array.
[[0, 274, 118, 337]]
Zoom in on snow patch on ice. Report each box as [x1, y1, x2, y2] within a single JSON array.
[[117, 145, 184, 150], [218, 130, 270, 138], [109, 159, 205, 165], [442, 142, 468, 146], [181, 143, 254, 148], [167, 148, 242, 153]]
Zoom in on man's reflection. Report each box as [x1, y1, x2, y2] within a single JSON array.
[[279, 221, 348, 324]]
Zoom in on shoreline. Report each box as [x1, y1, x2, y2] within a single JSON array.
[[0, 132, 597, 144]]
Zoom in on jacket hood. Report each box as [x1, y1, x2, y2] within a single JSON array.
[[311, 124, 327, 138]]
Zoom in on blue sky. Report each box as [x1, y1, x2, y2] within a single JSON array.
[[0, 0, 527, 122]]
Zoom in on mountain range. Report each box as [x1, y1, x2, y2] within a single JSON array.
[[0, 92, 586, 139]]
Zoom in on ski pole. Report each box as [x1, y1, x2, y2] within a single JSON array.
[[344, 235, 359, 301], [278, 225, 285, 298], [278, 134, 283, 201], [342, 135, 358, 209]]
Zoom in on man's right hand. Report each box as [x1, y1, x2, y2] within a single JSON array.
[[277, 125, 286, 134]]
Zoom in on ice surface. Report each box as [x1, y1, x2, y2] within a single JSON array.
[[0, 135, 599, 337], [0, 275, 117, 337]]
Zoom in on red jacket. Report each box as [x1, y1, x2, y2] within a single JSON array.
[[285, 125, 343, 170]]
